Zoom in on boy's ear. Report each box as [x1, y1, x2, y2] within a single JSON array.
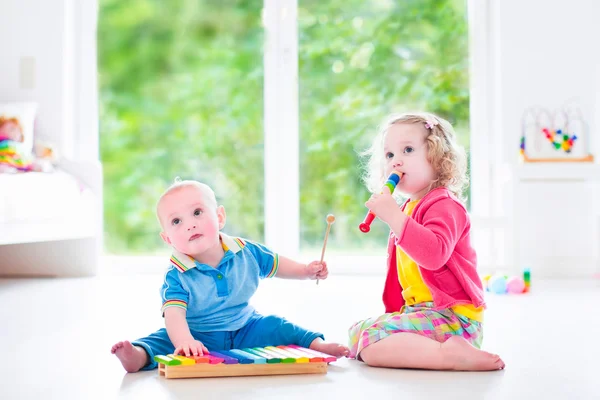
[[217, 205, 226, 230], [160, 231, 171, 245]]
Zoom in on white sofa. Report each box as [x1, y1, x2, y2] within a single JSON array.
[[0, 159, 102, 277]]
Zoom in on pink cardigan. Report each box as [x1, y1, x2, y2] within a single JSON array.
[[382, 187, 485, 313]]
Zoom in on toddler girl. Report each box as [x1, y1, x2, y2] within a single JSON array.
[[348, 112, 505, 371]]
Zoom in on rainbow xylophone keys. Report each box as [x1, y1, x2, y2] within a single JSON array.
[[154, 345, 337, 379]]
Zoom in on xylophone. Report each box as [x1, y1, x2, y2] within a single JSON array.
[[154, 345, 337, 379]]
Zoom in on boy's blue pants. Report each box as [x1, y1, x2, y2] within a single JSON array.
[[132, 313, 324, 370]]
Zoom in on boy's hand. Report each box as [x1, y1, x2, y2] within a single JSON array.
[[306, 261, 328, 280], [174, 339, 209, 357]]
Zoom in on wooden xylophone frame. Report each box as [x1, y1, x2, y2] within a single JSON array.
[[158, 360, 328, 379], [156, 345, 335, 379]]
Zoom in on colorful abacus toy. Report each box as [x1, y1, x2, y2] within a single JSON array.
[[155, 345, 337, 379], [519, 107, 594, 162], [542, 128, 577, 153]]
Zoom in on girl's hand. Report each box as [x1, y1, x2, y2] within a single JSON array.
[[306, 261, 328, 280], [174, 339, 209, 357], [365, 191, 400, 225]]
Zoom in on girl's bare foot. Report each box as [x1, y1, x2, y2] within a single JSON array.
[[441, 336, 505, 371], [309, 338, 350, 358], [111, 340, 148, 373]]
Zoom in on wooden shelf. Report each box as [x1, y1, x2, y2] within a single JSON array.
[[513, 162, 600, 181]]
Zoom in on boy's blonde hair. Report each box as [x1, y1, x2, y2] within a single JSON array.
[[156, 178, 218, 227], [362, 112, 468, 200]]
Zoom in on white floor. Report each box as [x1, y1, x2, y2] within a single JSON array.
[[1, 266, 598, 400]]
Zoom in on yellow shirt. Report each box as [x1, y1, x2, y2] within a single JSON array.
[[397, 200, 484, 322]]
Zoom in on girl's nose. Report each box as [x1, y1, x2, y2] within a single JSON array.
[[393, 160, 403, 168], [187, 225, 196, 231]]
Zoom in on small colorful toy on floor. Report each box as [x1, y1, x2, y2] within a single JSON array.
[[482, 268, 531, 294], [523, 267, 531, 292]]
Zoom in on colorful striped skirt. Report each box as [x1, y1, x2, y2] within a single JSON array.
[[348, 302, 483, 360]]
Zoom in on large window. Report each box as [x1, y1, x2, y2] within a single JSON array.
[[98, 0, 470, 259], [99, 0, 264, 253], [298, 0, 471, 255]]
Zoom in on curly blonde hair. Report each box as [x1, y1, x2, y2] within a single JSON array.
[[362, 112, 468, 200]]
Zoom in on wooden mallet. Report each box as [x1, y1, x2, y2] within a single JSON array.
[[317, 214, 335, 285]]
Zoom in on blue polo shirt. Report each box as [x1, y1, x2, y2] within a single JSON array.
[[160, 233, 279, 332]]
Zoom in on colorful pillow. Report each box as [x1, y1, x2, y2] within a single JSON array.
[[0, 102, 37, 153]]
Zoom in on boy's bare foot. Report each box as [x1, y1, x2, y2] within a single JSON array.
[[441, 336, 505, 371], [111, 340, 148, 373], [309, 338, 350, 358]]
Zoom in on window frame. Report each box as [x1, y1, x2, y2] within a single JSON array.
[[263, 0, 501, 265], [87, 0, 500, 269]]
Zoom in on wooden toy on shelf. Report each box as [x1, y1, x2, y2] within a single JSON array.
[[519, 106, 594, 162]]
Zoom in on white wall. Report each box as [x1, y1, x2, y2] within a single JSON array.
[[0, 0, 98, 161], [1, 0, 597, 276], [0, 0, 101, 277], [491, 0, 600, 162], [473, 0, 600, 277]]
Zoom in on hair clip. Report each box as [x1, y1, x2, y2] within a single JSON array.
[[424, 120, 439, 130]]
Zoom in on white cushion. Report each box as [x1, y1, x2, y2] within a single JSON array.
[[0, 169, 97, 245]]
